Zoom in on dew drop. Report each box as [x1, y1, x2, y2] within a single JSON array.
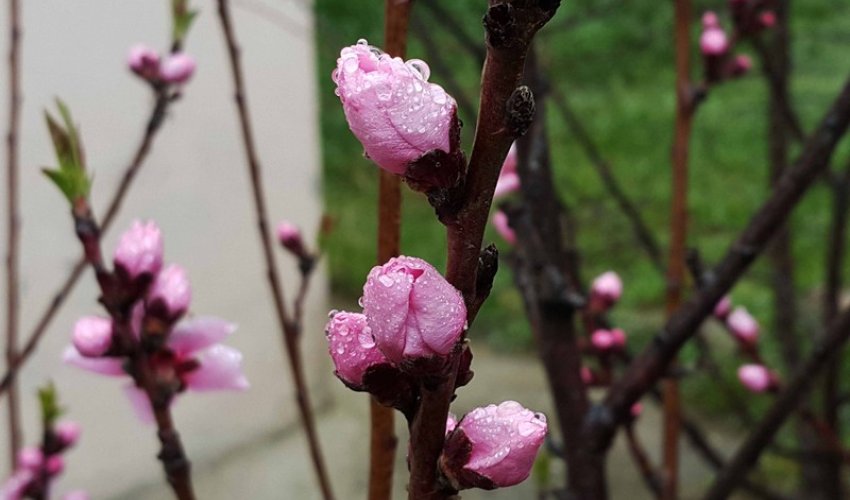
[[378, 275, 395, 287]]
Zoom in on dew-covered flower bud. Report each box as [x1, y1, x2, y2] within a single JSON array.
[[492, 211, 516, 245], [713, 295, 732, 319], [114, 220, 163, 282], [333, 40, 460, 180], [726, 306, 759, 345], [493, 144, 520, 198], [147, 264, 192, 321], [361, 256, 466, 370], [590, 271, 622, 311], [72, 316, 112, 358], [325, 311, 390, 389], [54, 421, 82, 449], [160, 53, 196, 84], [16, 447, 43, 471], [737, 364, 775, 393], [441, 401, 548, 490], [128, 44, 160, 80]]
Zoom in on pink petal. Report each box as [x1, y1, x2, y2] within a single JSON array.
[[168, 317, 236, 357], [325, 311, 389, 387], [184, 345, 249, 391], [493, 172, 520, 198], [63, 346, 125, 377], [122, 384, 155, 425]]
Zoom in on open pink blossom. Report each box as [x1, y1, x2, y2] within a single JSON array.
[[147, 264, 192, 320], [114, 220, 163, 280], [71, 316, 113, 358], [441, 401, 548, 489], [493, 144, 520, 198], [361, 256, 466, 366], [726, 306, 759, 344], [737, 364, 774, 393], [326, 311, 389, 388], [63, 346, 125, 376], [333, 40, 457, 175], [159, 53, 195, 84], [491, 211, 516, 245], [171, 318, 249, 391]]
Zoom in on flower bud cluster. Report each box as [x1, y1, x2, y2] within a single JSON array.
[[700, 11, 756, 84], [128, 44, 196, 85], [66, 220, 248, 423], [0, 422, 84, 500], [728, 0, 777, 37]]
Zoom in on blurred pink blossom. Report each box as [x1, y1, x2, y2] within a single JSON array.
[[491, 211, 516, 245]]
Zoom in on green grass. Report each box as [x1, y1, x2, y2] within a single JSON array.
[[314, 0, 850, 372]]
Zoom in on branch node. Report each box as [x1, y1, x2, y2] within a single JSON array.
[[506, 85, 535, 137]]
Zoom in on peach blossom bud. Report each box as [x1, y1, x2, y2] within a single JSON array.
[[591, 329, 615, 351], [590, 271, 623, 308], [713, 295, 732, 319], [737, 364, 774, 393], [45, 455, 64, 476], [54, 421, 82, 448], [631, 403, 643, 418], [147, 264, 192, 320], [16, 447, 43, 471], [114, 220, 163, 281], [492, 211, 516, 245], [759, 11, 776, 28], [159, 53, 196, 84], [441, 401, 548, 489], [325, 311, 390, 389], [72, 316, 112, 357], [729, 54, 752, 77], [727, 306, 759, 345], [581, 366, 594, 384], [702, 11, 720, 29], [333, 40, 457, 175], [276, 221, 308, 259], [128, 44, 160, 80], [700, 25, 729, 56], [361, 256, 466, 368]]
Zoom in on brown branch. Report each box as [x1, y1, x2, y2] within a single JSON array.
[[703, 306, 850, 500], [577, 72, 850, 496], [4, 0, 22, 462], [368, 3, 413, 499], [214, 2, 334, 499]]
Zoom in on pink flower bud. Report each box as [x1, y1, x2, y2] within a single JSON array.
[[631, 403, 643, 418], [590, 271, 623, 307], [591, 329, 615, 351], [276, 221, 307, 258], [16, 447, 43, 471], [45, 455, 64, 476], [72, 316, 113, 357], [729, 54, 752, 77], [702, 11, 720, 29], [493, 144, 520, 198], [441, 401, 548, 489], [759, 11, 776, 28], [63, 491, 90, 500], [726, 306, 759, 344], [128, 44, 160, 80], [713, 295, 732, 319], [581, 366, 594, 384], [159, 53, 196, 84], [54, 421, 82, 448], [491, 211, 516, 245], [147, 264, 192, 320], [609, 328, 627, 349], [362, 256, 466, 367], [114, 220, 163, 281], [737, 364, 774, 393], [700, 26, 729, 56], [1, 469, 33, 499], [333, 40, 457, 175], [325, 311, 390, 389]]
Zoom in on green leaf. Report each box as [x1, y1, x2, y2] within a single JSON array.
[[171, 0, 198, 44], [43, 100, 91, 204], [37, 382, 64, 428]]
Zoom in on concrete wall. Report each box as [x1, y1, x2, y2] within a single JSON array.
[[0, 1, 332, 497]]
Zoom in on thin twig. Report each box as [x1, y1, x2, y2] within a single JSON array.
[[624, 425, 662, 498], [4, 0, 23, 463], [703, 306, 850, 500], [214, 2, 334, 499]]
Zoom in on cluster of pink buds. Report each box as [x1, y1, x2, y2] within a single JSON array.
[[713, 295, 760, 347], [333, 40, 465, 193], [64, 220, 248, 422], [128, 44, 196, 85], [590, 328, 628, 353], [1, 422, 84, 499], [729, 0, 777, 37], [700, 12, 753, 84], [439, 401, 548, 489], [581, 271, 632, 397], [737, 363, 778, 393]]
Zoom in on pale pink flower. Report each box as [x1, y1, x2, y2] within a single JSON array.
[[159, 53, 195, 84], [128, 44, 159, 80], [361, 256, 466, 366], [442, 401, 548, 489], [737, 364, 774, 393], [590, 271, 623, 306], [491, 211, 516, 245], [726, 306, 759, 344], [700, 25, 729, 56], [71, 316, 112, 358], [147, 264, 192, 319], [325, 311, 389, 388], [171, 318, 249, 392], [333, 40, 457, 175], [114, 220, 163, 280], [493, 144, 520, 198]]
